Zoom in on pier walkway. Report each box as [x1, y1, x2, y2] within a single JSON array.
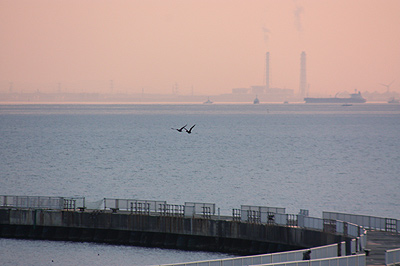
[[366, 230, 400, 266], [1, 195, 400, 265]]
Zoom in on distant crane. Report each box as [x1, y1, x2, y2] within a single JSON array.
[[379, 80, 395, 93]]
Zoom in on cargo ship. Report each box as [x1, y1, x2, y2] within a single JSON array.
[[304, 91, 366, 103]]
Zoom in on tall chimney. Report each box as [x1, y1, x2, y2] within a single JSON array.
[[299, 51, 307, 97], [265, 52, 270, 92]]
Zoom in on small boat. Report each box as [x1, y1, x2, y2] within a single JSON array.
[[388, 97, 399, 104], [203, 97, 213, 104], [253, 96, 260, 104], [342, 103, 353, 106], [283, 101, 289, 104]]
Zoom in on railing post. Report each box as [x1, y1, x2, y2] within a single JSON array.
[[232, 209, 240, 221], [385, 250, 389, 266]]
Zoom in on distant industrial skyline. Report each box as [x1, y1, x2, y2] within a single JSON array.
[[1, 1, 399, 96], [1, 84, 397, 103], [2, 49, 397, 99]]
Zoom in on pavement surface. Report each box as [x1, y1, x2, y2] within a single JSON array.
[[366, 230, 400, 266]]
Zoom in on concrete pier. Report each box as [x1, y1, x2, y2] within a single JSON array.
[[0, 208, 351, 256]]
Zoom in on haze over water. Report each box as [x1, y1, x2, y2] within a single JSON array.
[[0, 103, 399, 265], [1, 1, 399, 96]]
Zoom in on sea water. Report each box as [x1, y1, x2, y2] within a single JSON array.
[[0, 103, 399, 265]]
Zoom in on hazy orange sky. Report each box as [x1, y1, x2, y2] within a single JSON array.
[[1, 0, 399, 96]]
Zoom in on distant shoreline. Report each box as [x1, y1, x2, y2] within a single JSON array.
[[0, 101, 394, 105]]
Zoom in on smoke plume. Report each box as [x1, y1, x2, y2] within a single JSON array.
[[294, 5, 304, 32], [262, 26, 271, 46]]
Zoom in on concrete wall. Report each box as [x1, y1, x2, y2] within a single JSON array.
[[0, 209, 352, 255]]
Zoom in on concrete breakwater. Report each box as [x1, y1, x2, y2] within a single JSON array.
[[0, 208, 351, 255]]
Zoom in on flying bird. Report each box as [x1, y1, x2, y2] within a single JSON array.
[[185, 124, 196, 134], [171, 124, 187, 132]]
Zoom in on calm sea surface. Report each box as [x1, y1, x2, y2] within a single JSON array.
[[1, 103, 400, 265]]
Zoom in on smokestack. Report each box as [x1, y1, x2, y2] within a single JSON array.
[[299, 51, 307, 97], [265, 52, 270, 92]]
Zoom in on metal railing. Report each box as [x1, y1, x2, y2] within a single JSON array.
[[0, 195, 85, 210], [297, 215, 323, 230], [63, 198, 76, 210], [158, 244, 341, 266], [248, 254, 366, 266], [131, 202, 151, 215], [232, 209, 241, 221], [323, 211, 399, 233], [241, 205, 286, 214], [101, 199, 215, 218], [184, 202, 216, 216], [103, 198, 166, 213], [386, 248, 400, 266], [159, 204, 185, 216], [240, 205, 285, 223], [241, 212, 364, 239]]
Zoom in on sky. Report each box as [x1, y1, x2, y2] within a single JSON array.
[[0, 0, 399, 96]]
